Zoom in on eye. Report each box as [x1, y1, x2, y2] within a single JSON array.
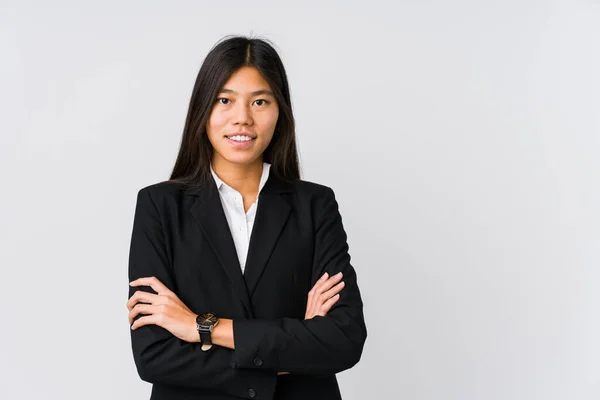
[[216, 98, 230, 105], [254, 99, 269, 106]]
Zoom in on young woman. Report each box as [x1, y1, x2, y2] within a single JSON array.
[[126, 36, 367, 400]]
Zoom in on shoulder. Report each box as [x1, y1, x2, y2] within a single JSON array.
[[133, 180, 190, 212], [290, 179, 342, 217], [137, 180, 187, 199], [292, 179, 335, 198], [139, 180, 186, 195]]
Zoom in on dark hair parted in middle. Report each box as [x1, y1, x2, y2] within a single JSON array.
[[170, 35, 300, 188]]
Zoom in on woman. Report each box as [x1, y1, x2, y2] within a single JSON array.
[[126, 36, 367, 400]]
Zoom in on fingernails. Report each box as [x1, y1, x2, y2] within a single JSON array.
[[321, 272, 329, 280]]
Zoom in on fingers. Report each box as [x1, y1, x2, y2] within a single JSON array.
[[127, 276, 174, 311], [322, 280, 345, 302], [305, 289, 342, 320], [129, 276, 171, 295], [308, 272, 343, 306], [128, 303, 159, 325], [307, 272, 343, 311], [315, 272, 344, 295], [126, 290, 160, 311], [126, 277, 185, 331], [131, 314, 161, 330], [305, 271, 345, 319], [306, 273, 327, 314], [318, 293, 341, 317]]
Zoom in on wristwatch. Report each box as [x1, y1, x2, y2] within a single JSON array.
[[196, 312, 219, 351]]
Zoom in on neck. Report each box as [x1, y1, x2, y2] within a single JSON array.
[[212, 156, 264, 195]]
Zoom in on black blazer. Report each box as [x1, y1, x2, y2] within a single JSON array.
[[127, 173, 367, 400]]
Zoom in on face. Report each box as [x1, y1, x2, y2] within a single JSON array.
[[206, 66, 279, 168]]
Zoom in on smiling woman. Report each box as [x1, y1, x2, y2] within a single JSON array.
[[126, 35, 367, 400], [207, 67, 279, 170]]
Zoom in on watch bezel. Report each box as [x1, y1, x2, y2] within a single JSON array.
[[196, 312, 218, 329]]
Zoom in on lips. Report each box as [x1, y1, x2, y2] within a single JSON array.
[[225, 132, 257, 139], [225, 136, 255, 148]]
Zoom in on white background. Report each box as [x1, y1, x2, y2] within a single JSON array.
[[1, 1, 598, 399]]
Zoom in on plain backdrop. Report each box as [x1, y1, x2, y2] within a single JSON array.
[[1, 1, 598, 399]]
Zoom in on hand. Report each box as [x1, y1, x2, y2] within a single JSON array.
[[127, 276, 199, 343], [304, 272, 344, 320], [276, 272, 345, 376]]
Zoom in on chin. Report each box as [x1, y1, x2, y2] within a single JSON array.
[[218, 153, 262, 165]]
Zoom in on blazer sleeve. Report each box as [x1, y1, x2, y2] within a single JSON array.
[[232, 186, 368, 375], [127, 188, 276, 395]]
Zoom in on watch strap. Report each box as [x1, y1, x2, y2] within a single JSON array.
[[199, 326, 212, 350], [196, 314, 218, 352]]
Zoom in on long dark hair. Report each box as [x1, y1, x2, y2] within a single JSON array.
[[169, 35, 300, 188]]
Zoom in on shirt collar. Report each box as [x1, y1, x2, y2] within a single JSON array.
[[210, 162, 271, 194]]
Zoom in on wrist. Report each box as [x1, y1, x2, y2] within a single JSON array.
[[191, 314, 200, 342], [211, 318, 234, 349]]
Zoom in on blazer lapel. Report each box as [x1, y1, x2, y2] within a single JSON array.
[[187, 179, 253, 316], [243, 175, 293, 297]]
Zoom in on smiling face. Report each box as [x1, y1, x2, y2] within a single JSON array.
[[206, 66, 279, 169]]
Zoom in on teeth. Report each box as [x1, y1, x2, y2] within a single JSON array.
[[229, 135, 252, 142]]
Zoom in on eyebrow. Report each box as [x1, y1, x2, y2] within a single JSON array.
[[219, 88, 275, 97]]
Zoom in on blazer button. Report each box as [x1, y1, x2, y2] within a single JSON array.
[[253, 357, 263, 367], [248, 388, 257, 398]]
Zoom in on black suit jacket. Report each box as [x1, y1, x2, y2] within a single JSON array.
[[127, 174, 367, 400]]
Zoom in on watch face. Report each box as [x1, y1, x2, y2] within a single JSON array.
[[198, 312, 218, 327]]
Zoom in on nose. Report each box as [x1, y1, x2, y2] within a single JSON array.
[[233, 102, 253, 126]]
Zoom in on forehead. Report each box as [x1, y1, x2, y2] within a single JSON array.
[[220, 66, 273, 93]]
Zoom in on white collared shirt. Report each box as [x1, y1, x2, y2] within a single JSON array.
[[210, 162, 271, 274]]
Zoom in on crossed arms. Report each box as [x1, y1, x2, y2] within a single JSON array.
[[126, 186, 367, 392]]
